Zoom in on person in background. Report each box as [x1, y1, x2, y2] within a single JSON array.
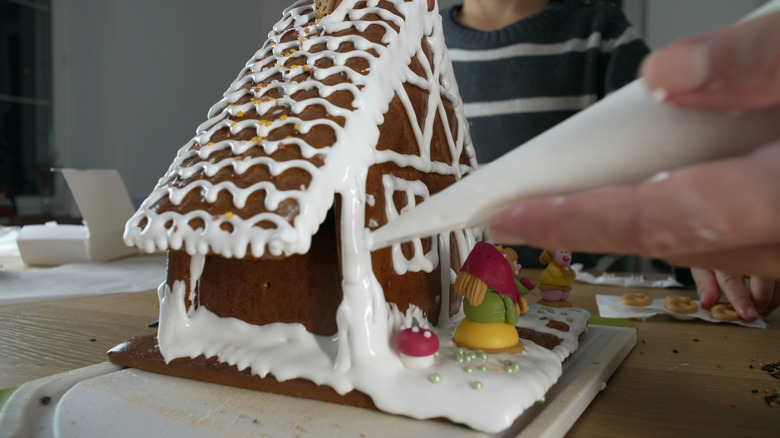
[[440, 0, 650, 268], [490, 9, 780, 320]]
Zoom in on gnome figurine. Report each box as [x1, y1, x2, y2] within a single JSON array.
[[452, 242, 532, 353]]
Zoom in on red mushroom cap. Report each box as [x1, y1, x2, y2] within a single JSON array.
[[396, 321, 439, 357]]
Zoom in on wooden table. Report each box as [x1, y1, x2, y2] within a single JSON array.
[[1, 270, 778, 437]]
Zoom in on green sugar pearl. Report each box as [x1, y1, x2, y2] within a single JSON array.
[[470, 381, 483, 390], [478, 365, 488, 372], [463, 366, 474, 373], [429, 373, 442, 384], [504, 361, 521, 373]]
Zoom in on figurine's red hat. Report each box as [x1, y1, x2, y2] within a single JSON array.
[[459, 242, 520, 303]]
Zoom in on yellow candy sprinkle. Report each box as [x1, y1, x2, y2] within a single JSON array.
[[303, 65, 310, 72], [237, 111, 245, 117], [294, 123, 301, 130], [225, 212, 236, 219], [280, 115, 288, 121], [206, 142, 215, 146], [250, 136, 259, 142], [231, 121, 237, 127]]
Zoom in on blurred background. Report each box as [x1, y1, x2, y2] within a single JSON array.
[[0, 0, 769, 224]]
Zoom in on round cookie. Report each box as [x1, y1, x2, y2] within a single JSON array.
[[665, 295, 698, 314], [711, 303, 740, 322], [620, 293, 652, 307]]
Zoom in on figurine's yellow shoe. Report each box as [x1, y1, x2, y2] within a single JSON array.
[[453, 318, 524, 354]]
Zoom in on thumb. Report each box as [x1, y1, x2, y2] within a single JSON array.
[[641, 10, 780, 111]]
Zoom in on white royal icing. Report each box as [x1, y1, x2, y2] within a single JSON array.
[[123, 0, 585, 433]]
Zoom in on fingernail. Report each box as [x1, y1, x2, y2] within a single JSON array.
[[743, 305, 759, 321], [673, 42, 710, 91], [643, 38, 712, 94], [650, 88, 668, 103]]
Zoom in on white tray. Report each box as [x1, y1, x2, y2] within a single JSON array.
[[0, 325, 635, 438]]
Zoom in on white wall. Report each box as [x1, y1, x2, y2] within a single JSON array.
[[644, 0, 767, 49], [51, 0, 290, 211]]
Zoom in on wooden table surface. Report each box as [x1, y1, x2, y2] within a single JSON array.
[[1, 269, 778, 437]]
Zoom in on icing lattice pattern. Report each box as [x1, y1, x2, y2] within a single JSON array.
[[125, 0, 477, 259]]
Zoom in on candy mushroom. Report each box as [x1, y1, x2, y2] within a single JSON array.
[[395, 318, 439, 370]]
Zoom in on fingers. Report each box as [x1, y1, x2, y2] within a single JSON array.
[[692, 269, 779, 320], [490, 140, 780, 274], [761, 282, 780, 316], [641, 10, 780, 111], [747, 276, 779, 316], [713, 271, 759, 321], [691, 268, 720, 309]]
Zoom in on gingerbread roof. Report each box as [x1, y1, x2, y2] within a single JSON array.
[[125, 0, 476, 259]]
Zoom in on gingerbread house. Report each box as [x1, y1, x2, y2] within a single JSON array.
[[112, 0, 480, 407]]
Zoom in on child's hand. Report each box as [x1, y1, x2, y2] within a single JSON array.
[[691, 268, 779, 321]]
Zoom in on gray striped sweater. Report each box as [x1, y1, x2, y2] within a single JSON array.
[[442, 0, 651, 164]]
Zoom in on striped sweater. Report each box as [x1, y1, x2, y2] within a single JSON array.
[[442, 0, 651, 164]]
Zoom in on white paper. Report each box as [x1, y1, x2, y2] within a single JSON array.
[[16, 169, 137, 266], [0, 253, 165, 306], [574, 265, 682, 288], [58, 169, 134, 235], [0, 227, 21, 258], [596, 294, 768, 329]]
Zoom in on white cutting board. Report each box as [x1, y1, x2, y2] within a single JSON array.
[[0, 324, 635, 438]]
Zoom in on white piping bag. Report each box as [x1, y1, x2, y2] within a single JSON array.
[[368, 0, 780, 251]]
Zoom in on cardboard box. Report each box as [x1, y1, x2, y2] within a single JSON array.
[[16, 169, 138, 266]]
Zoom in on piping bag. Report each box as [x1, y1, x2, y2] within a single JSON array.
[[368, 0, 780, 251]]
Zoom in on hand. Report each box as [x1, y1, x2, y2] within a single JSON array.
[[490, 10, 780, 285], [691, 268, 780, 321]]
